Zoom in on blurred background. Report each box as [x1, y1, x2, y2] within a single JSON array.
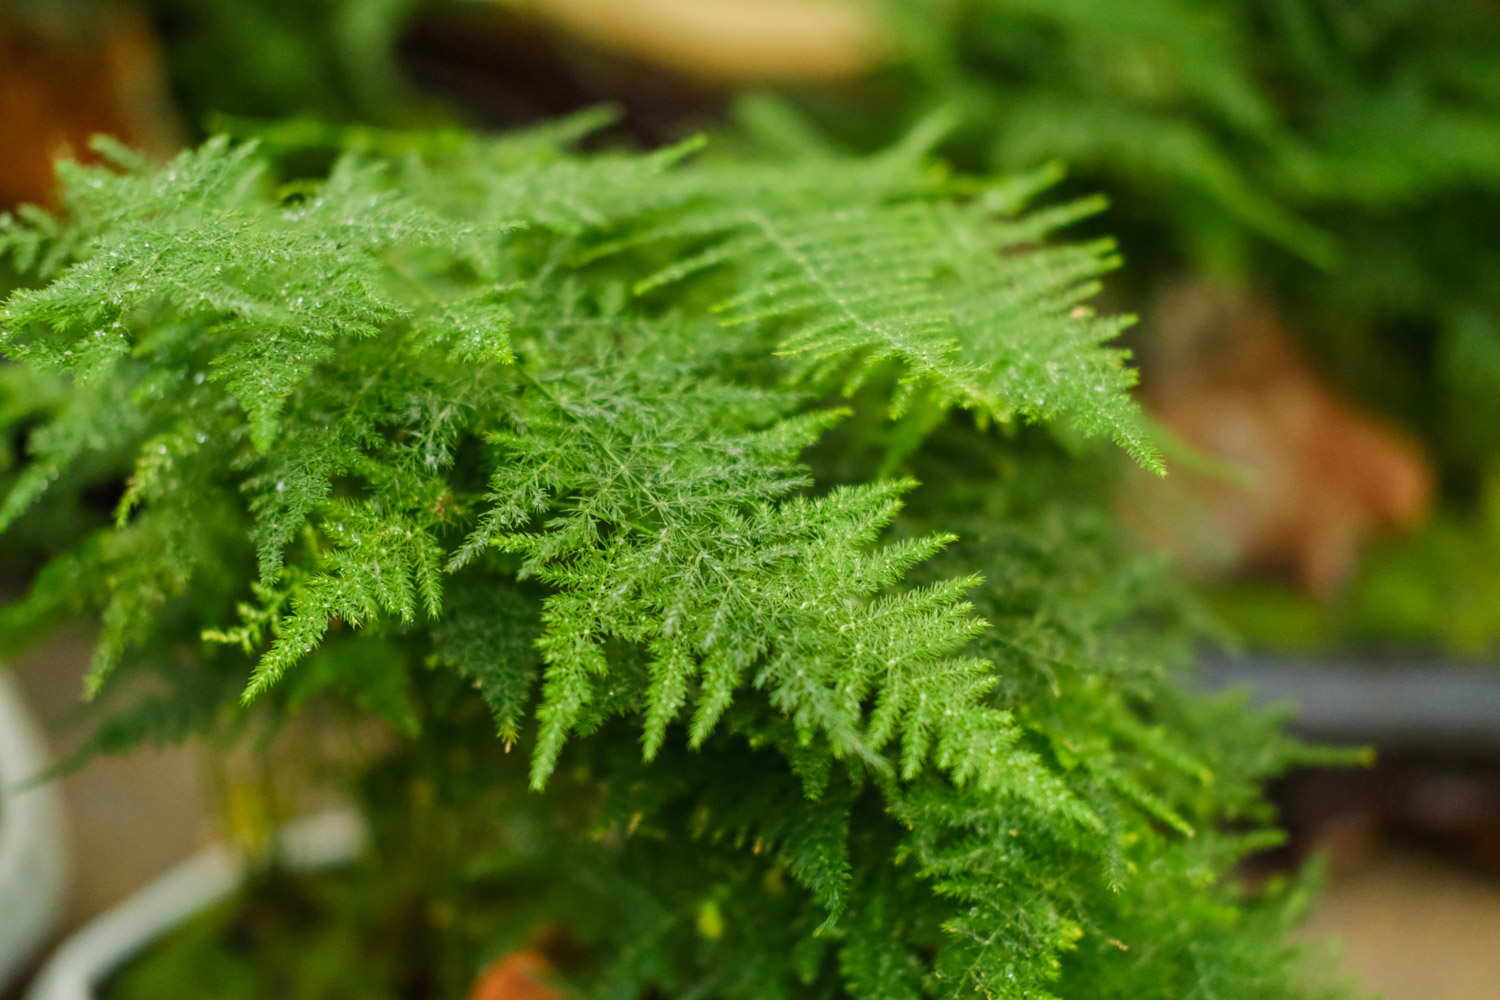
[[2, 2, 1498, 998]]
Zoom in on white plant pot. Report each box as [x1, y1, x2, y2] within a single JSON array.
[[25, 808, 364, 1000], [0, 672, 69, 993]]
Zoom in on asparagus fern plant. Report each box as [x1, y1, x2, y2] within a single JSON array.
[[1, 116, 1341, 998]]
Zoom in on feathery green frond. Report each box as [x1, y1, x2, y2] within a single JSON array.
[[1, 123, 1333, 1000]]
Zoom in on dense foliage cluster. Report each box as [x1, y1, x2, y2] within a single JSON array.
[[1, 117, 1343, 998], [803, 0, 1500, 655], [853, 0, 1500, 377], [89, 0, 1500, 654]]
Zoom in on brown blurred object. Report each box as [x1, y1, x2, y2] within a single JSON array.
[[468, 949, 562, 1000], [0, 6, 179, 208], [1142, 283, 1433, 594], [1270, 761, 1500, 1000], [400, 6, 726, 146], [497, 0, 882, 84], [1275, 762, 1500, 881]]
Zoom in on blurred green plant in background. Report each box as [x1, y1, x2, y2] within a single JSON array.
[[146, 0, 431, 127], [803, 0, 1500, 656]]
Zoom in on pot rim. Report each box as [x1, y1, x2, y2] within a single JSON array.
[[24, 808, 363, 1000], [0, 672, 69, 993]]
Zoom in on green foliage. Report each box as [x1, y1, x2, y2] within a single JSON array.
[[789, 1, 1500, 480], [772, 0, 1500, 657], [3, 120, 1334, 998], [145, 0, 429, 129], [853, 1, 1500, 258]]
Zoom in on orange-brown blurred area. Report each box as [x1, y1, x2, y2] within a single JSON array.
[[1137, 282, 1433, 595], [0, 8, 178, 208]]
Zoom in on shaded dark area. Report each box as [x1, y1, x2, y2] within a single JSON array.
[[1272, 757, 1500, 882], [395, 8, 727, 146]]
